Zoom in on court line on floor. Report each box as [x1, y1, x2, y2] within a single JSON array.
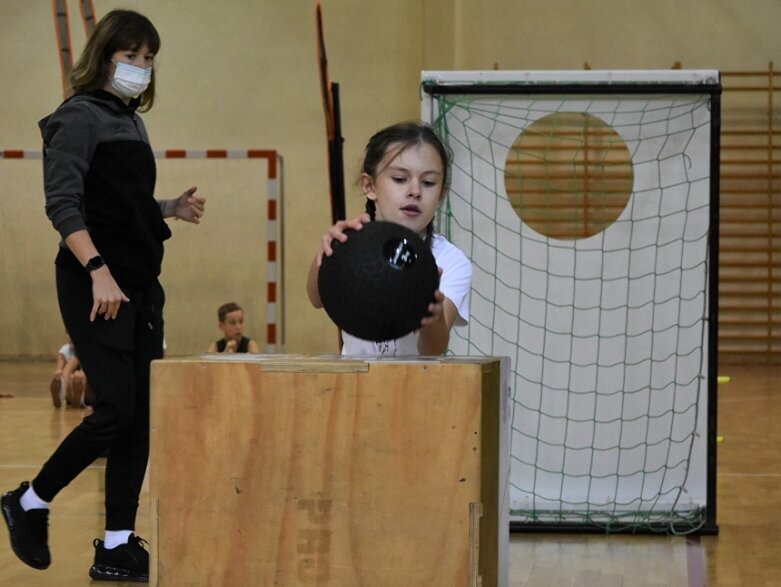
[[686, 535, 706, 587]]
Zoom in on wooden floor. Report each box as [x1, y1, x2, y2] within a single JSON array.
[[0, 361, 778, 586]]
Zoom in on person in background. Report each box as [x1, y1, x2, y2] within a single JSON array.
[[207, 302, 260, 353], [49, 337, 93, 408]]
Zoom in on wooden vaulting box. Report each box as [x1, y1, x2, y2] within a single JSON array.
[[149, 355, 510, 586]]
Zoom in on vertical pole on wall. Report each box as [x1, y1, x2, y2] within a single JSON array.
[[316, 2, 347, 350], [52, 0, 73, 100], [262, 152, 281, 353], [329, 81, 346, 223], [79, 0, 97, 36], [316, 2, 347, 224]]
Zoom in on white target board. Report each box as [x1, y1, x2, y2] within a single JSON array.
[[422, 70, 720, 533]]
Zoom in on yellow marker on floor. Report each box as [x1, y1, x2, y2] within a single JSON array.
[[717, 436, 725, 443], [717, 375, 731, 384]]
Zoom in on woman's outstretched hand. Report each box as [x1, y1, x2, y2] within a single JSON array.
[[174, 186, 206, 223]]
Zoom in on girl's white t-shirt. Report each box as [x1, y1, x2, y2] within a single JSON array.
[[341, 233, 472, 357]]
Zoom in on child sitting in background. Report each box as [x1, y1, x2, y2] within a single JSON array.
[[207, 302, 260, 353], [49, 339, 93, 408]]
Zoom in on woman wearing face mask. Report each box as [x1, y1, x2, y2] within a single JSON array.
[[1, 10, 205, 582]]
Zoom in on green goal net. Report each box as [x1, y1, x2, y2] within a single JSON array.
[[421, 71, 720, 534]]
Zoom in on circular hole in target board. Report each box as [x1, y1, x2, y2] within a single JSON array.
[[504, 112, 634, 240]]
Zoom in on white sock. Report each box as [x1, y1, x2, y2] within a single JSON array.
[[104, 530, 133, 549], [20, 485, 49, 511]]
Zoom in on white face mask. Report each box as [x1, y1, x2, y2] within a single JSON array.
[[110, 61, 152, 99]]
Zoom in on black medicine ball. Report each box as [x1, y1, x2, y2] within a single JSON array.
[[318, 221, 440, 342]]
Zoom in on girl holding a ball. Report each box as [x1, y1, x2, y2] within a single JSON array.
[[307, 121, 472, 356]]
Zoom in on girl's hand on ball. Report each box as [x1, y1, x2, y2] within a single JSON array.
[[420, 289, 445, 328], [420, 268, 445, 328], [316, 213, 371, 267]]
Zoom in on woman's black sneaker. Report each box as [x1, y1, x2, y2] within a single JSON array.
[[1, 481, 51, 570], [89, 534, 149, 582]]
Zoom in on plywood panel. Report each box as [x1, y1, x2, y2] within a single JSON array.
[[149, 356, 509, 586]]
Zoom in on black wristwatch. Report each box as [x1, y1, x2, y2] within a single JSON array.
[[84, 255, 105, 273]]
